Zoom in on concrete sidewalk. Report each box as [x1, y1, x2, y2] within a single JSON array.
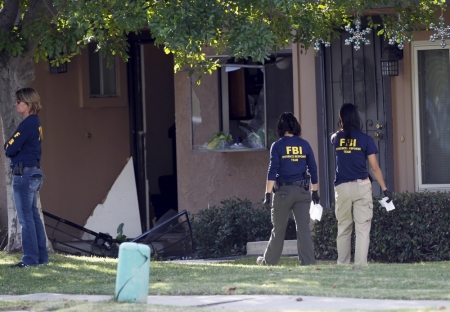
[[0, 293, 449, 311]]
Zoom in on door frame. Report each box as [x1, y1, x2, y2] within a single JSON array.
[[127, 31, 154, 233], [411, 40, 450, 191]]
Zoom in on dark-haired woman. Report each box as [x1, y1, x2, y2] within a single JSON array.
[[5, 87, 47, 268], [331, 103, 392, 265], [257, 112, 320, 266]]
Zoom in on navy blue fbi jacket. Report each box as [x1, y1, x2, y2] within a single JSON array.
[[331, 129, 378, 186], [4, 115, 42, 169], [267, 136, 318, 184]]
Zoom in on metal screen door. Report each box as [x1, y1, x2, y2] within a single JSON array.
[[316, 19, 394, 208]]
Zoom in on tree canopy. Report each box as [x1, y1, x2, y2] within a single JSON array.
[[0, 0, 447, 75]]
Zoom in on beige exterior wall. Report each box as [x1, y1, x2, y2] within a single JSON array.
[[30, 53, 130, 226], [175, 71, 268, 214], [293, 46, 320, 187], [391, 46, 415, 192]]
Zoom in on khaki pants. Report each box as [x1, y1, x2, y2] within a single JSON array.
[[334, 179, 373, 265], [263, 185, 315, 265]]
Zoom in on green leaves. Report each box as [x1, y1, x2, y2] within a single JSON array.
[[0, 27, 25, 57], [1, 0, 149, 65], [147, 0, 446, 76], [0, 0, 447, 77]]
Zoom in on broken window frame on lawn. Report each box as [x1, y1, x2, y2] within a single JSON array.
[[43, 209, 195, 260]]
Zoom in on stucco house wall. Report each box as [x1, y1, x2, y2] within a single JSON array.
[[391, 44, 415, 192], [293, 46, 320, 182], [30, 53, 130, 226], [174, 71, 269, 213]]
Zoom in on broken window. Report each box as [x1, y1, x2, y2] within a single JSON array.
[[190, 55, 294, 152]]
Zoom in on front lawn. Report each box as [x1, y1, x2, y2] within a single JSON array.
[[0, 252, 449, 300]]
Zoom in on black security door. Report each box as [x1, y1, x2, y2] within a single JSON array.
[[315, 19, 394, 208]]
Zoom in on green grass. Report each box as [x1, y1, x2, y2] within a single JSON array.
[[0, 252, 450, 300], [149, 258, 450, 299]]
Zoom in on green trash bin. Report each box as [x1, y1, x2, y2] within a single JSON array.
[[115, 242, 150, 303]]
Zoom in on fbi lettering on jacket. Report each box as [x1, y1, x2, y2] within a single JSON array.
[[336, 139, 362, 153], [282, 146, 306, 161]]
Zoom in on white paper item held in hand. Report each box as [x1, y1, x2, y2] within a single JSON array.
[[309, 201, 323, 221], [378, 197, 395, 211]]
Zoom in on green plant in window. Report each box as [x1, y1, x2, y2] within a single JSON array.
[[207, 132, 232, 150]]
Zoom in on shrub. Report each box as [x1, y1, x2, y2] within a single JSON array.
[[313, 191, 450, 262], [191, 197, 296, 259]]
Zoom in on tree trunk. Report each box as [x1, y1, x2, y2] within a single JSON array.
[[0, 55, 54, 254]]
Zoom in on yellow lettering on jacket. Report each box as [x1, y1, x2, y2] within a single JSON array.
[[286, 146, 303, 154], [283, 146, 305, 161], [337, 138, 361, 153], [339, 138, 357, 146]]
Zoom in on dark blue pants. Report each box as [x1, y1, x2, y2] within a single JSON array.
[[13, 168, 48, 265]]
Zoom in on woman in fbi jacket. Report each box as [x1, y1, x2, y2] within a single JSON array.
[[258, 112, 320, 266], [5, 87, 47, 268], [331, 103, 392, 265]]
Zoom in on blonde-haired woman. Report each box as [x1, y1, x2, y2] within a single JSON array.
[[5, 87, 47, 268]]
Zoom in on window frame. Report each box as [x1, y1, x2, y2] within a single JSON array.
[[220, 63, 268, 149], [189, 54, 293, 152], [78, 50, 127, 108], [88, 43, 119, 98], [411, 40, 450, 191]]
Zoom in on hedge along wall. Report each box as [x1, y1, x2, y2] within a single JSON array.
[[313, 191, 450, 262], [191, 198, 297, 259]]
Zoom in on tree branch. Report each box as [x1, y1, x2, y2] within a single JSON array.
[[0, 0, 19, 31], [19, 0, 55, 67], [23, 0, 54, 25]]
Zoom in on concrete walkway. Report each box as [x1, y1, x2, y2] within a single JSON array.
[[0, 293, 449, 311]]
